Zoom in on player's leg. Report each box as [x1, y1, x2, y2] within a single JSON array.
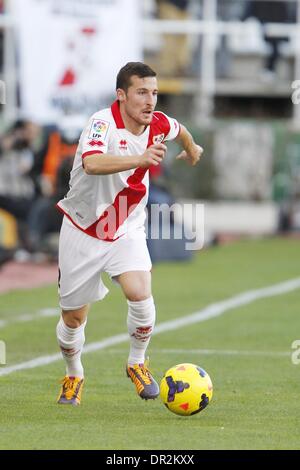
[[117, 270, 153, 362], [56, 217, 109, 405], [116, 270, 159, 400], [56, 305, 89, 405], [57, 305, 89, 378], [117, 271, 153, 363]]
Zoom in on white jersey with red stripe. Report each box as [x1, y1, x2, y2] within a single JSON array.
[[57, 100, 180, 241]]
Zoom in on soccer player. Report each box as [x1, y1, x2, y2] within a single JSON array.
[[56, 62, 203, 405]]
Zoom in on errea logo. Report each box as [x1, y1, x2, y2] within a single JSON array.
[[88, 140, 104, 147], [119, 139, 127, 150]]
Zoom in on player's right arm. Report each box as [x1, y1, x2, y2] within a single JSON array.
[[83, 143, 167, 175]]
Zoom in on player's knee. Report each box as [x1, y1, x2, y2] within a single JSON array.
[[62, 306, 88, 328], [126, 288, 152, 303], [63, 314, 84, 328]]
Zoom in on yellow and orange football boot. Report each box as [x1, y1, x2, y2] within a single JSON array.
[[126, 359, 159, 400], [57, 376, 84, 406]]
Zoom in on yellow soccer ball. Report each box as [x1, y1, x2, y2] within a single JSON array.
[[160, 363, 213, 416]]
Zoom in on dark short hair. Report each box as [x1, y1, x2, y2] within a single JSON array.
[[116, 62, 156, 92]]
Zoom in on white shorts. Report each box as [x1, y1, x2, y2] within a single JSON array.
[[58, 217, 152, 310]]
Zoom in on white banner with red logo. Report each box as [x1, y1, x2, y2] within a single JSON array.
[[12, 0, 142, 123]]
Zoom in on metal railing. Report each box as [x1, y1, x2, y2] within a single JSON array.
[[144, 0, 300, 126]]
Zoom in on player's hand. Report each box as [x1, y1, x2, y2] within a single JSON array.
[[176, 144, 203, 166], [139, 144, 167, 168]]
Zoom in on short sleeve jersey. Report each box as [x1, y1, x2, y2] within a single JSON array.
[[57, 100, 180, 241]]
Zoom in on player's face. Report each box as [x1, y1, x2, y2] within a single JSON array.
[[119, 75, 158, 126]]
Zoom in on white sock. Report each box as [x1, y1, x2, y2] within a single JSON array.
[[127, 296, 156, 366], [56, 316, 86, 379]]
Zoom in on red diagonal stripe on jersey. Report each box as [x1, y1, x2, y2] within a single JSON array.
[[176, 366, 186, 371], [84, 111, 171, 240], [85, 167, 148, 240]]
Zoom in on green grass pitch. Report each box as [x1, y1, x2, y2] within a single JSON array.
[[0, 237, 300, 449]]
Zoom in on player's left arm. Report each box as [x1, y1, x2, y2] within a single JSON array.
[[175, 124, 203, 166]]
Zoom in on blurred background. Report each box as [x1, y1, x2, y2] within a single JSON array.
[[0, 0, 300, 268], [1, 2, 300, 450]]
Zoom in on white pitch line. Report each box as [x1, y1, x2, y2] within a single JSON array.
[[93, 348, 291, 358], [0, 277, 299, 377], [0, 308, 60, 329]]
